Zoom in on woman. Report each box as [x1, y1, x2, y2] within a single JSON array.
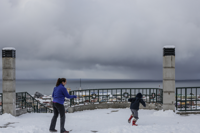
[[49, 78, 77, 133]]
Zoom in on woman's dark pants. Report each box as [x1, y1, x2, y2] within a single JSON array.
[[50, 102, 66, 132]]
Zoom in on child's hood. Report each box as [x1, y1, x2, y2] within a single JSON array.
[[136, 93, 143, 99]]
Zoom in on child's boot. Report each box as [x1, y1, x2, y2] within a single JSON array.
[[132, 119, 138, 126], [128, 115, 133, 123]]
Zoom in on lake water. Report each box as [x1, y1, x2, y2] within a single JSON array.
[[0, 79, 200, 95]]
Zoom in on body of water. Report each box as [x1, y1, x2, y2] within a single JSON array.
[[0, 79, 200, 95]]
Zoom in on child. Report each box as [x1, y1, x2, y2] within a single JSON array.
[[128, 92, 146, 126]]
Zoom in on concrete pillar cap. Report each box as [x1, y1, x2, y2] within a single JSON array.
[[2, 47, 16, 50], [163, 46, 175, 48]]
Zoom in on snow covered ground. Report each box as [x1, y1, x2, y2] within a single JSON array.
[[0, 108, 200, 133]]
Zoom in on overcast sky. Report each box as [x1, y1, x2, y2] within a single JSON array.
[[0, 0, 200, 80]]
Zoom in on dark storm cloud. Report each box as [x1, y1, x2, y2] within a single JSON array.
[[0, 0, 200, 79]]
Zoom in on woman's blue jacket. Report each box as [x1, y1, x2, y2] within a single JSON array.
[[52, 83, 76, 104]]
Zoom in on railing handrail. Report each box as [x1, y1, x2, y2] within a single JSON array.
[[71, 87, 162, 92], [176, 87, 200, 89]]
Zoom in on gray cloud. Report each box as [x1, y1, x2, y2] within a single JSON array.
[[0, 0, 200, 79]]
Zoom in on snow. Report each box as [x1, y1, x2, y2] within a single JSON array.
[[0, 109, 200, 133], [35, 98, 51, 103], [2, 47, 16, 50], [163, 45, 175, 48]]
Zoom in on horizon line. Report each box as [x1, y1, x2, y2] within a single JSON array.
[[0, 78, 200, 81]]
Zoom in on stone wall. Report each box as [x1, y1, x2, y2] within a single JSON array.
[[68, 102, 163, 113], [16, 108, 27, 116]]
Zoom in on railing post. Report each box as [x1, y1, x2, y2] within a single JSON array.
[[73, 91, 74, 105], [196, 88, 197, 110], [148, 89, 150, 103], [107, 89, 108, 102], [121, 89, 122, 102], [32, 98, 34, 113], [176, 88, 177, 110], [156, 89, 157, 103], [190, 88, 192, 110], [25, 92, 26, 108], [89, 90, 90, 103], [22, 93, 24, 109], [69, 91, 72, 107], [185, 88, 187, 111], [98, 89, 99, 102], [37, 102, 38, 113]]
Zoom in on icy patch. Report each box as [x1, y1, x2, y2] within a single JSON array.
[[152, 110, 177, 117]]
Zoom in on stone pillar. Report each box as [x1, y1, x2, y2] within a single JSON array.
[[2, 47, 16, 116], [163, 46, 175, 111]]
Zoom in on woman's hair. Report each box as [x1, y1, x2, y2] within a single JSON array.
[[56, 78, 66, 87]]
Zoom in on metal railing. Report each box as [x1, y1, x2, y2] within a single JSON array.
[[0, 93, 2, 115], [176, 87, 200, 111], [16, 92, 53, 113], [69, 88, 163, 106]]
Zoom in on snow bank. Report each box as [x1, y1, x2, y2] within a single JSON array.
[[0, 113, 16, 121]]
